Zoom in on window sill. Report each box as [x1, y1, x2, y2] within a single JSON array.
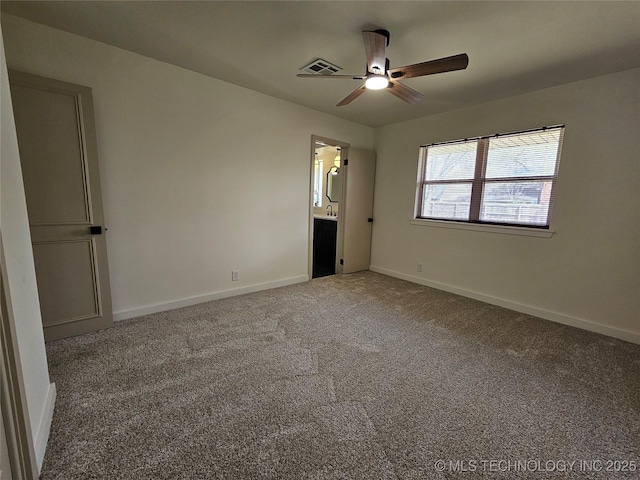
[[409, 218, 555, 238]]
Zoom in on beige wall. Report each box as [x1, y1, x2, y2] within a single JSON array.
[[0, 25, 55, 470], [1, 15, 374, 319], [371, 68, 640, 343]]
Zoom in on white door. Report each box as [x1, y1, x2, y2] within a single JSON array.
[[9, 71, 114, 341], [340, 148, 376, 274]]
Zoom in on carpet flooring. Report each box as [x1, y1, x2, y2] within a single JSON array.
[[41, 272, 639, 479]]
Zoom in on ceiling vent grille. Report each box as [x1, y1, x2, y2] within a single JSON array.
[[300, 58, 342, 75]]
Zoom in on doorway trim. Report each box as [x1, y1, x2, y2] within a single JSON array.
[[0, 236, 39, 480], [308, 135, 350, 280]]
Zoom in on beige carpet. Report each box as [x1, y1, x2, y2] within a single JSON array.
[[41, 272, 639, 479]]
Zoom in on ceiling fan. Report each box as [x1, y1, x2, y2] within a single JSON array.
[[297, 29, 468, 106]]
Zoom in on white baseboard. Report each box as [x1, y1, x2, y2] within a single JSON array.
[[113, 275, 309, 322], [34, 382, 56, 472], [369, 265, 640, 345]]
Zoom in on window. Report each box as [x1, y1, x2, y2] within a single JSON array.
[[415, 126, 564, 229], [313, 155, 323, 207]]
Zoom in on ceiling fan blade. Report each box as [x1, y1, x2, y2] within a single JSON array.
[[296, 74, 367, 80], [388, 53, 469, 80], [362, 30, 387, 74], [337, 84, 366, 106], [387, 80, 425, 104]]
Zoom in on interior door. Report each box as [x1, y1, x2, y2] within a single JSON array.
[[9, 71, 113, 342], [340, 148, 376, 274]]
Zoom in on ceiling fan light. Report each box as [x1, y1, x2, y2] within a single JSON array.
[[365, 75, 389, 90]]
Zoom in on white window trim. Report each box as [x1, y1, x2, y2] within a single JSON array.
[[409, 217, 555, 238]]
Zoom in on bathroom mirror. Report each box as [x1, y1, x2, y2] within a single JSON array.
[[326, 166, 340, 202]]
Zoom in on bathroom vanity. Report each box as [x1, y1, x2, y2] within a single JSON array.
[[312, 216, 337, 278]]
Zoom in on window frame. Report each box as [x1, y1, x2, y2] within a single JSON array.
[[414, 125, 564, 231]]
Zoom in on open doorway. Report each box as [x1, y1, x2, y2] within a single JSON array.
[[309, 136, 349, 279], [309, 136, 376, 279]]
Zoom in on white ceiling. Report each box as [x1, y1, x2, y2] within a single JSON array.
[[2, 1, 639, 128]]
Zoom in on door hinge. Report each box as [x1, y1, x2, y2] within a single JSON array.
[[340, 259, 344, 265], [368, 218, 373, 223], [343, 159, 348, 166]]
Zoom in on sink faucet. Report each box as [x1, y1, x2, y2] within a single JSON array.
[[326, 205, 333, 216]]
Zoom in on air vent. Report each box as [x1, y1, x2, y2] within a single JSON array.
[[300, 58, 342, 75]]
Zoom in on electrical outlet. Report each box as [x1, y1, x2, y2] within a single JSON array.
[[417, 263, 423, 272], [232, 270, 239, 281]]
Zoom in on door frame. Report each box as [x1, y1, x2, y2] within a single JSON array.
[[308, 135, 350, 279], [0, 236, 39, 480]]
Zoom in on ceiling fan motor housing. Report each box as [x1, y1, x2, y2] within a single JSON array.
[[373, 29, 390, 47]]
